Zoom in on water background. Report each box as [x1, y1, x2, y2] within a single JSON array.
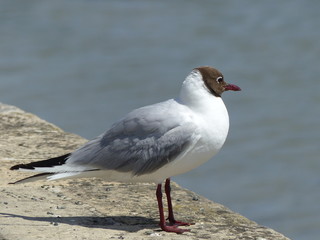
[[1, 1, 319, 239]]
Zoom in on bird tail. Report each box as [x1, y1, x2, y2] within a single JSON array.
[[9, 153, 100, 184], [9, 153, 72, 184]]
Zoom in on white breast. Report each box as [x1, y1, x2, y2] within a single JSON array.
[[140, 70, 230, 183], [179, 68, 230, 154]]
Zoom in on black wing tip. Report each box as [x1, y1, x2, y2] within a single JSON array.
[[9, 173, 53, 184], [10, 164, 34, 171], [9, 153, 71, 171]]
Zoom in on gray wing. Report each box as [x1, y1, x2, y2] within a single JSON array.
[[68, 100, 198, 176]]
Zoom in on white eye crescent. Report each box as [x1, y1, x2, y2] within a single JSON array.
[[216, 76, 223, 83]]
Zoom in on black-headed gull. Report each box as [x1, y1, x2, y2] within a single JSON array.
[[10, 66, 241, 233]]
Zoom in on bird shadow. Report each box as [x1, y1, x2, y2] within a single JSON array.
[[0, 212, 158, 232]]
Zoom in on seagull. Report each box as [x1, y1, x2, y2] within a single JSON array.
[[10, 66, 241, 234]]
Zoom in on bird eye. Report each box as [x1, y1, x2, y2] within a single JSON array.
[[216, 76, 223, 83]]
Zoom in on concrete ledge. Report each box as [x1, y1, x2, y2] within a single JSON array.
[[0, 103, 290, 240]]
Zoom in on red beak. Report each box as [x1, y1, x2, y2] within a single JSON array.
[[224, 84, 241, 91]]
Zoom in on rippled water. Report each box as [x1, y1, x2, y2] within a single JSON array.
[[1, 1, 319, 239]]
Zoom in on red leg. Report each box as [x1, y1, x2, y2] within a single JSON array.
[[156, 183, 189, 234], [164, 178, 192, 226]]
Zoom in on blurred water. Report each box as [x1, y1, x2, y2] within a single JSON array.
[[1, 1, 319, 239]]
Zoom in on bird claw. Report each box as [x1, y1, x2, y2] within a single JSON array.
[[167, 217, 193, 226], [160, 224, 190, 234], [169, 220, 193, 226]]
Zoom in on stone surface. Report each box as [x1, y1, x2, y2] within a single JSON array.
[[0, 103, 290, 240]]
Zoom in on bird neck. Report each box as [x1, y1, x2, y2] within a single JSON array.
[[179, 71, 223, 112]]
